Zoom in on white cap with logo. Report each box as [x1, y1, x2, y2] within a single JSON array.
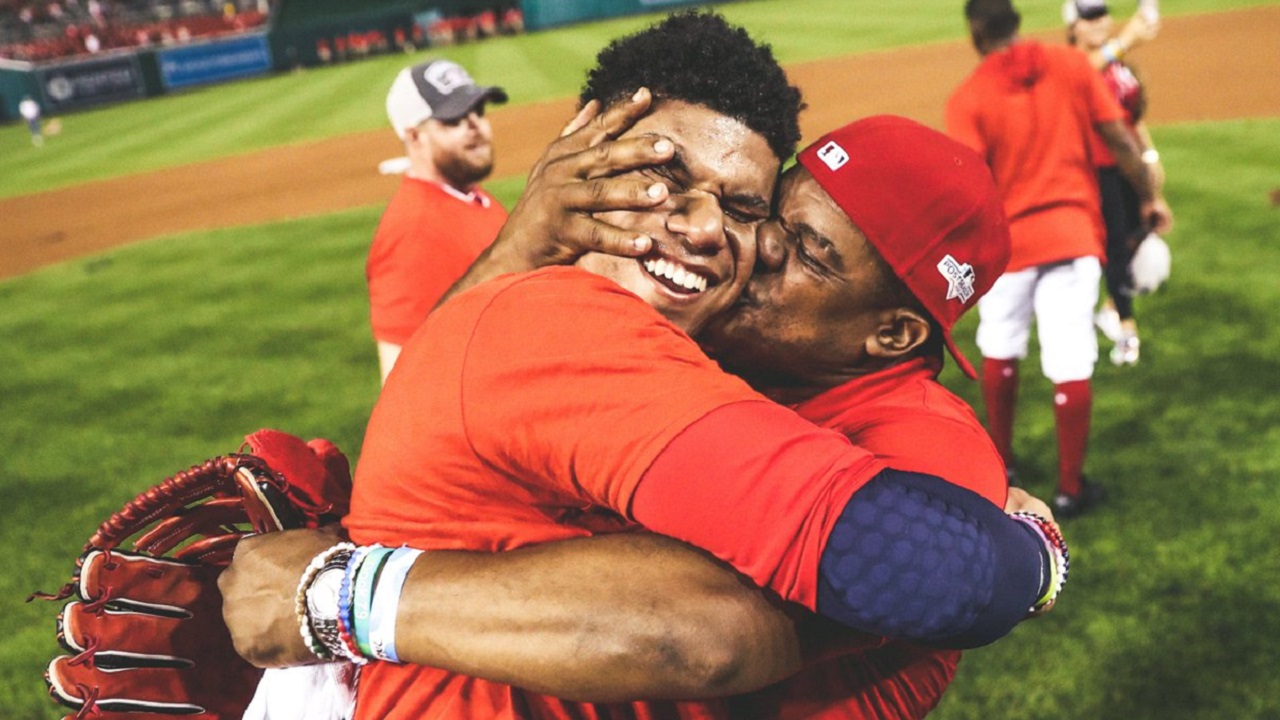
[[386, 59, 509, 139]]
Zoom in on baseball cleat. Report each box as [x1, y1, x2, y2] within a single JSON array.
[[1053, 478, 1108, 519]]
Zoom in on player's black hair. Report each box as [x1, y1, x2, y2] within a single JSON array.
[[964, 0, 1022, 42], [580, 10, 804, 161]]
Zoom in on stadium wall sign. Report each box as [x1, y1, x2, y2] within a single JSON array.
[[35, 54, 146, 113], [521, 0, 720, 31], [158, 33, 273, 90]]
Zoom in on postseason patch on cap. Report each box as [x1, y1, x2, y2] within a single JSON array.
[[937, 254, 977, 304]]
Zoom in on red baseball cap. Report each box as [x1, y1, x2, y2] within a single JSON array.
[[797, 115, 1011, 379]]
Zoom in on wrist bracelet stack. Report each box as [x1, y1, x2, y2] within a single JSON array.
[[1010, 512, 1070, 612], [297, 542, 425, 664], [294, 542, 356, 662]]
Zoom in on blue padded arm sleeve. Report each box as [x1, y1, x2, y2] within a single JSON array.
[[817, 469, 1048, 649]]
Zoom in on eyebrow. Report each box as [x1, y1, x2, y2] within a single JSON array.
[[666, 146, 771, 217]]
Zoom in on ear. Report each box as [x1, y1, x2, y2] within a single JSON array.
[[867, 308, 931, 360]]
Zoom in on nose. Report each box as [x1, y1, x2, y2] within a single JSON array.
[[665, 191, 725, 255], [755, 219, 788, 273]]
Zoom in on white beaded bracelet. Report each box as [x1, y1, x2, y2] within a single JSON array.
[[294, 542, 356, 661]]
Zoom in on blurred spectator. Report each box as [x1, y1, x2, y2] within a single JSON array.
[[501, 6, 524, 34], [1063, 0, 1172, 366], [19, 94, 43, 146], [1, 0, 270, 61]]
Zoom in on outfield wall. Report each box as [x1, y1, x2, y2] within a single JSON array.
[[521, 0, 711, 30], [3, 0, 725, 120]]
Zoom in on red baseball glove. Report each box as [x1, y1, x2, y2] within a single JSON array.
[[32, 429, 352, 720]]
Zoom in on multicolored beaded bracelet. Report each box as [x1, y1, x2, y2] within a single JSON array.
[[334, 544, 377, 665], [1010, 512, 1070, 611]]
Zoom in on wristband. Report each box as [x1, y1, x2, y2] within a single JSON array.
[[351, 547, 394, 657], [1141, 148, 1160, 164], [1010, 512, 1069, 611], [1102, 39, 1123, 63], [367, 546, 424, 663]]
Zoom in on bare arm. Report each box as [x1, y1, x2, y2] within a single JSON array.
[[438, 88, 674, 306], [221, 527, 805, 701], [1084, 12, 1160, 70]]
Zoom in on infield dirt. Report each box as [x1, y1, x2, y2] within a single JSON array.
[[3, 6, 1277, 280]]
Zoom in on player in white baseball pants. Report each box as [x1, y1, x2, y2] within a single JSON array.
[[977, 257, 1102, 383]]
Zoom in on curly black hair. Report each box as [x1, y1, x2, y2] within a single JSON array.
[[579, 10, 804, 161], [964, 0, 1022, 43]]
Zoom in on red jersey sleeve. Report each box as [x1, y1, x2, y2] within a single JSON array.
[[631, 401, 885, 609], [459, 268, 764, 513]]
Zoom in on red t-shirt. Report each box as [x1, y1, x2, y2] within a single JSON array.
[[346, 267, 886, 719], [738, 357, 1008, 719], [365, 176, 507, 346], [946, 41, 1125, 270], [1089, 60, 1145, 168]]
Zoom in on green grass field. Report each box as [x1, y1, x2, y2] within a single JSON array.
[[3, 0, 1279, 717]]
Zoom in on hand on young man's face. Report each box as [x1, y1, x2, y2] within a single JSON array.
[[581, 99, 777, 335], [495, 89, 778, 336]]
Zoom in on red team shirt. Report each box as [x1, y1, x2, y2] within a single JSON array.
[[1088, 60, 1145, 168], [742, 358, 1008, 719], [366, 176, 507, 346], [345, 268, 1005, 718], [945, 41, 1126, 270]]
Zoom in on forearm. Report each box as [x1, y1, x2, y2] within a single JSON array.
[[1135, 123, 1166, 193], [1099, 120, 1155, 202], [393, 533, 803, 701], [631, 403, 1062, 648], [1088, 15, 1155, 69], [228, 529, 805, 700]]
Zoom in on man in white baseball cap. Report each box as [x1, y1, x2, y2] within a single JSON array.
[[368, 59, 510, 383], [385, 58, 509, 139]]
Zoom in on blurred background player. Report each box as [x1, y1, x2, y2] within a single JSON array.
[[367, 58, 508, 383], [1064, 0, 1173, 365], [946, 0, 1171, 517], [19, 94, 43, 147]]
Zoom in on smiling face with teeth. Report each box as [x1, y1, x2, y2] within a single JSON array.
[[576, 100, 779, 336]]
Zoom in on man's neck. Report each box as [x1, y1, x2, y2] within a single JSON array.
[[754, 357, 912, 406], [978, 32, 1018, 56], [406, 156, 475, 194]]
